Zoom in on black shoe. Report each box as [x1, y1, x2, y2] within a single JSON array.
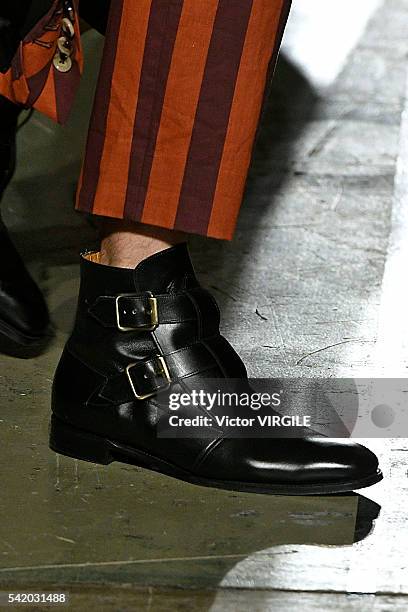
[[0, 222, 51, 357], [50, 244, 382, 495], [0, 95, 21, 200]]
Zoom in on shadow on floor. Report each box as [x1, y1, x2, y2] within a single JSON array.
[[189, 53, 320, 308]]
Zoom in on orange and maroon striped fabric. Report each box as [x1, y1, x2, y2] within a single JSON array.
[[0, 1, 82, 125], [77, 0, 291, 240]]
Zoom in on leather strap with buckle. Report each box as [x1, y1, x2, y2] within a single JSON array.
[[88, 288, 217, 332], [126, 355, 171, 399], [115, 292, 158, 331], [89, 291, 168, 331], [99, 343, 221, 402]]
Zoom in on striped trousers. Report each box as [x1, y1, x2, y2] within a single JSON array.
[[78, 0, 291, 239], [2, 0, 291, 239]]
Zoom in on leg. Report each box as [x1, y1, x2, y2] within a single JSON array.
[[98, 218, 185, 268], [76, 0, 289, 262], [0, 96, 50, 357], [0, 96, 20, 201], [76, 0, 291, 240], [51, 0, 382, 494]]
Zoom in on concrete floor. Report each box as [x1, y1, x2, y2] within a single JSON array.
[[1, 0, 408, 609]]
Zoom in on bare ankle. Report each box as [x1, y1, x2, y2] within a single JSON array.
[[98, 219, 186, 268]]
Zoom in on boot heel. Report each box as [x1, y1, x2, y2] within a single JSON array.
[[49, 414, 114, 465]]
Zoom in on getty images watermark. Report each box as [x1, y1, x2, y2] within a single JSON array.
[[155, 378, 408, 438], [167, 389, 310, 429]]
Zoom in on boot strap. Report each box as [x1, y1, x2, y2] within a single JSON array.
[[88, 288, 216, 332], [100, 343, 222, 402]]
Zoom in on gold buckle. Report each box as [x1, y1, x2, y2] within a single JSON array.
[[126, 356, 171, 400], [115, 292, 158, 332]]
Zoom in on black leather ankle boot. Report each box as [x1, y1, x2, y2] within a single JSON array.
[[0, 221, 51, 357], [50, 244, 382, 495]]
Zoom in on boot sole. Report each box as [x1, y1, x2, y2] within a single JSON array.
[[49, 414, 383, 496]]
